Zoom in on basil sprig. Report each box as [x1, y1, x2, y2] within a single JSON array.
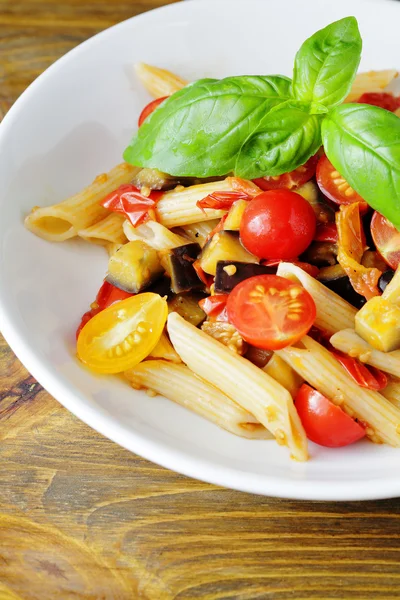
[[124, 16, 400, 229]]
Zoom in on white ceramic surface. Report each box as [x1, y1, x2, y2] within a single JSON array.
[[1, 0, 400, 501]]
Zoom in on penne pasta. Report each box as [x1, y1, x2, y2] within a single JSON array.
[[148, 331, 182, 363], [178, 220, 220, 247], [381, 380, 400, 410], [125, 360, 272, 439], [24, 163, 140, 242], [277, 262, 357, 335], [78, 213, 127, 246], [123, 219, 187, 250], [345, 69, 398, 102], [135, 62, 188, 98], [330, 328, 400, 378], [276, 336, 400, 447], [156, 181, 231, 228], [167, 312, 308, 460]]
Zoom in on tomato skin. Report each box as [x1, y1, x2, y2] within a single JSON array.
[[370, 211, 400, 270], [295, 384, 366, 448], [314, 222, 338, 242], [332, 351, 388, 391], [101, 184, 163, 227], [226, 274, 316, 350], [240, 190, 316, 260], [358, 92, 400, 112], [197, 191, 251, 210], [138, 96, 168, 127], [199, 295, 229, 318], [316, 155, 369, 214], [193, 259, 214, 288], [203, 214, 228, 246], [252, 155, 318, 191], [262, 259, 319, 278]]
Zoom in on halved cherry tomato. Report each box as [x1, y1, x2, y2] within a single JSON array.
[[197, 190, 252, 210], [370, 211, 400, 270], [101, 184, 163, 227], [252, 155, 318, 191], [314, 222, 338, 243], [316, 155, 369, 214], [138, 96, 168, 127], [240, 190, 316, 260], [358, 92, 400, 112], [331, 351, 388, 391], [199, 295, 229, 318], [295, 384, 365, 448], [76, 281, 133, 339], [77, 293, 168, 374], [261, 260, 319, 278], [226, 275, 316, 350]]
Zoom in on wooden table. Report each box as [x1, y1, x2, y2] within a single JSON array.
[[1, 1, 400, 598]]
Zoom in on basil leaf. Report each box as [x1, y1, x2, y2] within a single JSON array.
[[322, 104, 400, 229], [123, 75, 292, 177], [293, 16, 362, 111], [235, 101, 322, 179]]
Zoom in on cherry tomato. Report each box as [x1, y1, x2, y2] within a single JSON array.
[[240, 190, 316, 260], [370, 211, 400, 270], [332, 351, 388, 391], [138, 96, 168, 127], [295, 384, 366, 448], [316, 155, 369, 214], [226, 274, 316, 350], [76, 281, 133, 339], [252, 155, 318, 191], [101, 184, 163, 227], [358, 92, 400, 112], [77, 293, 168, 373], [314, 222, 338, 242], [199, 295, 229, 318]]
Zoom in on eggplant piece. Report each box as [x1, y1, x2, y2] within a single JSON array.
[[147, 275, 174, 299], [168, 293, 206, 326], [223, 200, 248, 231], [355, 296, 400, 352], [302, 241, 338, 266], [214, 261, 276, 293], [162, 242, 203, 293], [321, 275, 366, 309], [296, 181, 335, 224], [201, 321, 247, 355], [131, 168, 226, 191], [199, 230, 258, 276], [245, 345, 273, 368], [379, 270, 395, 293], [106, 241, 163, 293]]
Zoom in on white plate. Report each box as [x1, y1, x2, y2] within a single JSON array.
[[1, 0, 399, 501]]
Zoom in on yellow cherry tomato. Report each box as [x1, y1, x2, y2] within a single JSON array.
[[77, 292, 168, 373]]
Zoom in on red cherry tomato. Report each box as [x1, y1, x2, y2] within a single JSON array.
[[240, 190, 316, 260], [370, 211, 400, 270], [358, 92, 400, 112], [199, 295, 229, 318], [101, 184, 163, 227], [138, 96, 169, 127], [226, 274, 316, 350], [314, 222, 338, 242], [316, 155, 369, 214], [332, 351, 388, 391], [76, 281, 133, 339], [252, 155, 318, 191], [295, 384, 366, 448]]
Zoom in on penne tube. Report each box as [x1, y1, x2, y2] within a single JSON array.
[[330, 328, 400, 378], [381, 380, 400, 410], [148, 331, 182, 363], [276, 335, 400, 447], [156, 181, 232, 228], [178, 220, 220, 247], [345, 69, 398, 102], [277, 262, 356, 335], [263, 354, 304, 398], [24, 163, 140, 242], [167, 312, 308, 460], [135, 62, 188, 98], [125, 360, 272, 439], [123, 219, 187, 250], [78, 213, 127, 246]]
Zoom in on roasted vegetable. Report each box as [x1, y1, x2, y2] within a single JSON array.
[[302, 241, 338, 266], [199, 231, 258, 276], [201, 321, 247, 354], [131, 168, 225, 191], [320, 275, 366, 309], [106, 241, 163, 293], [382, 267, 400, 304], [263, 354, 304, 397], [161, 242, 202, 293], [168, 293, 206, 326], [379, 270, 395, 293], [355, 296, 400, 352], [223, 200, 248, 231], [245, 345, 273, 368], [147, 276, 173, 299], [214, 261, 276, 293], [296, 180, 334, 224]]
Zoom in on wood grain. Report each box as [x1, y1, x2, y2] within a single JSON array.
[[2, 1, 400, 598]]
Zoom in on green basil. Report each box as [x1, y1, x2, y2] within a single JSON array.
[[235, 101, 323, 179], [124, 75, 292, 177], [293, 17, 362, 111], [322, 104, 400, 229]]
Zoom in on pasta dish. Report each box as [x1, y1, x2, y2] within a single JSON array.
[[24, 17, 400, 461]]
